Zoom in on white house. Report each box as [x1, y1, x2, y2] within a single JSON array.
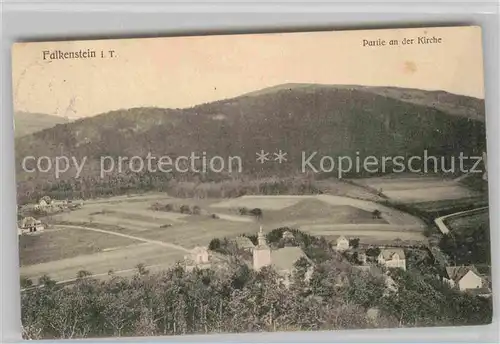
[[191, 246, 209, 264], [20, 217, 45, 234], [335, 236, 350, 252], [445, 266, 484, 291], [377, 248, 406, 270], [184, 246, 212, 271]]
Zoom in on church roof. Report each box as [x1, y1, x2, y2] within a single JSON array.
[[233, 236, 255, 249], [271, 246, 308, 272], [379, 248, 405, 260]]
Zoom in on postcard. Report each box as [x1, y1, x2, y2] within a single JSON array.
[[12, 26, 491, 340]]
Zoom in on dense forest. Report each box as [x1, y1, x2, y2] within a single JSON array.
[[21, 229, 492, 340], [21, 257, 492, 340]]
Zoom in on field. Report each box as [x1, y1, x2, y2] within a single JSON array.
[[20, 189, 434, 284], [446, 209, 490, 232], [19, 227, 140, 266], [354, 175, 481, 203], [20, 242, 186, 282]]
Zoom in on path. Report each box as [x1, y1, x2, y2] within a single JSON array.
[[53, 224, 191, 253]]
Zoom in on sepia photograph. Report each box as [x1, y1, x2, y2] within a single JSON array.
[[12, 26, 492, 340]]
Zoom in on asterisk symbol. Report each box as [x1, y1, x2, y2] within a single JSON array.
[[256, 150, 270, 164], [274, 150, 288, 163]]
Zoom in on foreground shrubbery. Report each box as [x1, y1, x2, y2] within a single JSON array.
[[21, 253, 492, 340]]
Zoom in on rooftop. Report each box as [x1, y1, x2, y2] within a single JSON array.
[[271, 246, 309, 272], [233, 236, 255, 249], [379, 248, 405, 260], [445, 265, 481, 283]]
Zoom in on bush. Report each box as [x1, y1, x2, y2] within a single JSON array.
[[180, 205, 191, 214], [208, 238, 221, 251], [249, 208, 263, 218], [20, 276, 33, 289], [192, 205, 201, 215]]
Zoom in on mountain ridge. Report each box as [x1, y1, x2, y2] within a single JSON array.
[[14, 84, 487, 203]]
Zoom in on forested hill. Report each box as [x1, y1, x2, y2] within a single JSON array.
[[14, 111, 69, 138], [15, 84, 486, 201]]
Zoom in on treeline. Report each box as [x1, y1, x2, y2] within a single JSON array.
[[17, 175, 322, 205], [21, 255, 492, 340]]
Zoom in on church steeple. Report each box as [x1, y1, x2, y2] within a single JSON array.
[[253, 225, 271, 270], [257, 225, 268, 247]]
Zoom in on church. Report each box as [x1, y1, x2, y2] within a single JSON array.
[[252, 226, 314, 284]]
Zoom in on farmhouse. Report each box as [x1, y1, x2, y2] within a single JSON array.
[[184, 246, 230, 272], [35, 195, 53, 210], [335, 236, 350, 252], [445, 265, 486, 292], [377, 248, 406, 270], [20, 217, 45, 234]]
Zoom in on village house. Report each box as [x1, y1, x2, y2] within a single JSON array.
[[282, 230, 295, 240], [184, 246, 223, 272], [377, 248, 406, 271], [445, 265, 488, 294], [335, 235, 350, 252], [19, 216, 45, 234], [35, 196, 53, 210]]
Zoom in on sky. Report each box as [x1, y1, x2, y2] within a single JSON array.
[[12, 26, 484, 118]]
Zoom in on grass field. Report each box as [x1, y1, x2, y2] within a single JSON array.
[[20, 242, 186, 282], [210, 196, 309, 210], [446, 209, 490, 232], [19, 227, 140, 266], [354, 175, 481, 203], [21, 191, 430, 283]]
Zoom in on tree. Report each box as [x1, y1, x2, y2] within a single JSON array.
[[76, 270, 92, 279], [249, 208, 263, 219], [136, 263, 149, 276], [349, 238, 360, 249], [372, 209, 382, 219], [180, 205, 191, 214], [366, 247, 381, 258], [38, 275, 56, 289], [208, 238, 221, 251], [20, 276, 33, 289]]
